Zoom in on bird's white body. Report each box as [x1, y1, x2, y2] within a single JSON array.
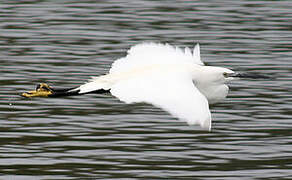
[[75, 42, 236, 130]]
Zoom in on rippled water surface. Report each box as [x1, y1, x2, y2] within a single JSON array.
[[1, 0, 292, 179]]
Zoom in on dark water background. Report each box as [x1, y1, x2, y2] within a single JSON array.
[[1, 0, 292, 179]]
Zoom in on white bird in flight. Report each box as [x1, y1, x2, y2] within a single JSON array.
[[22, 42, 267, 130]]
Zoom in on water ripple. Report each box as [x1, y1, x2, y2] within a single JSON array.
[[1, 0, 292, 179]]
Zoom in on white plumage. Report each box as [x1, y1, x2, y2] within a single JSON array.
[[109, 42, 204, 74], [77, 42, 237, 130]]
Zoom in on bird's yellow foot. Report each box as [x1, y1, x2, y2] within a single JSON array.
[[21, 83, 54, 98]]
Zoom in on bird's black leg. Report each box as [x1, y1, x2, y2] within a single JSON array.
[[49, 87, 110, 97], [21, 83, 110, 98], [48, 87, 81, 97]]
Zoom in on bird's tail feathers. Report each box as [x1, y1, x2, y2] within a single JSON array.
[[76, 77, 111, 94]]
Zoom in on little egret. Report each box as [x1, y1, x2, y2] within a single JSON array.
[[22, 42, 267, 130]]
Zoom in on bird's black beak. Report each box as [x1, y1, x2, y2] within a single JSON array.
[[228, 72, 273, 79]]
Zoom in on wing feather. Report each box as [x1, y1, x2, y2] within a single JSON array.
[[110, 72, 211, 130], [110, 42, 204, 74], [193, 43, 202, 64]]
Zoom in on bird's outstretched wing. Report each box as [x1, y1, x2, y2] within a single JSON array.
[[78, 43, 204, 95], [110, 72, 211, 130], [110, 43, 204, 74]]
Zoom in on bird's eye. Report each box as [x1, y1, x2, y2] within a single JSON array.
[[223, 72, 228, 78]]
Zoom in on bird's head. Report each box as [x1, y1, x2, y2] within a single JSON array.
[[200, 66, 236, 84], [200, 66, 271, 84]]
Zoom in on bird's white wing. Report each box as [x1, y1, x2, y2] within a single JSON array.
[[110, 42, 204, 74], [110, 72, 211, 130], [79, 43, 204, 94]]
